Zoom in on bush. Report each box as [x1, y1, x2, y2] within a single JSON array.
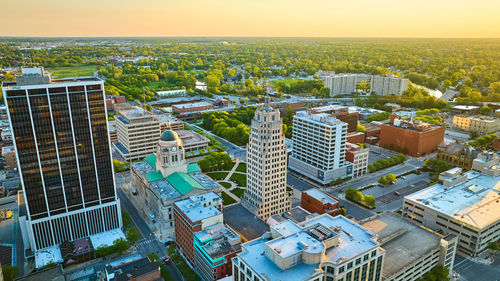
[[126, 227, 140, 243], [1, 265, 19, 281], [122, 210, 132, 227], [469, 134, 497, 149]]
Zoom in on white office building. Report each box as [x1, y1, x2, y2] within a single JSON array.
[[114, 106, 161, 161], [289, 112, 352, 185], [242, 97, 291, 221], [233, 214, 385, 281], [403, 151, 500, 255]]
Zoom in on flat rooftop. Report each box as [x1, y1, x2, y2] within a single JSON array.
[[237, 215, 378, 281], [173, 101, 213, 109], [223, 204, 270, 241], [359, 212, 442, 279], [295, 112, 345, 127], [303, 188, 339, 205], [195, 223, 241, 260], [175, 192, 222, 222], [405, 170, 500, 229], [301, 215, 378, 264], [119, 107, 154, 120]]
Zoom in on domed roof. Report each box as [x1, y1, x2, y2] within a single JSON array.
[[160, 130, 179, 141]]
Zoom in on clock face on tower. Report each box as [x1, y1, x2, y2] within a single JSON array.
[[172, 146, 177, 152]]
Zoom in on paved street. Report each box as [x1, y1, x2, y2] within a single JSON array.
[[454, 255, 500, 281], [116, 178, 184, 281]]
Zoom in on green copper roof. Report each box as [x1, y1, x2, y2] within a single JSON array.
[[144, 154, 157, 170], [160, 130, 179, 141], [166, 172, 205, 195], [145, 171, 163, 182], [187, 163, 201, 173]]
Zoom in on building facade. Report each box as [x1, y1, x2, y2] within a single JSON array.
[[129, 131, 221, 241], [242, 97, 291, 220], [436, 143, 478, 171], [452, 115, 500, 134], [173, 193, 223, 265], [233, 214, 385, 281], [114, 106, 161, 162], [193, 223, 242, 281], [345, 143, 369, 178], [289, 112, 353, 184], [2, 67, 121, 251], [360, 212, 457, 281], [403, 152, 500, 255], [301, 189, 340, 216], [370, 76, 409, 96], [379, 117, 445, 157]]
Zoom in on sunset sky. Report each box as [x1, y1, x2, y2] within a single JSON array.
[[3, 0, 500, 38]]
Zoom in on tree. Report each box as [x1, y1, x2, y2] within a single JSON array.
[[424, 159, 450, 174], [1, 265, 19, 281], [122, 210, 132, 227], [113, 238, 130, 255], [378, 176, 388, 185], [416, 266, 449, 281], [364, 195, 376, 208], [147, 252, 160, 262], [470, 131, 479, 140], [126, 227, 140, 243], [205, 74, 220, 92], [487, 242, 500, 256], [355, 97, 364, 107], [479, 106, 493, 115], [357, 123, 366, 132], [387, 173, 397, 183]]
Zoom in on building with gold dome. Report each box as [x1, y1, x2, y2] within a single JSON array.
[[129, 129, 222, 241]]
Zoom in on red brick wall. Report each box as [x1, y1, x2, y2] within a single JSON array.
[[114, 96, 127, 103], [135, 269, 162, 281], [347, 132, 365, 144], [173, 206, 202, 265], [301, 192, 340, 215], [379, 124, 445, 157], [216, 250, 242, 279], [333, 112, 359, 133]]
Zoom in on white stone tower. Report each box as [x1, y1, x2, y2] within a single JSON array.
[[242, 96, 291, 220], [156, 130, 187, 177]]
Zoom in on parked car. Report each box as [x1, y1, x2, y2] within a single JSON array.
[[394, 191, 401, 196], [163, 256, 171, 265]]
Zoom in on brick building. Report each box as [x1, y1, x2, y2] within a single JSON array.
[[346, 132, 365, 144], [193, 223, 241, 281], [173, 193, 223, 265], [345, 143, 369, 178], [379, 117, 445, 157], [332, 111, 359, 133], [301, 189, 341, 216], [172, 101, 214, 114], [364, 122, 381, 144], [437, 142, 479, 171]]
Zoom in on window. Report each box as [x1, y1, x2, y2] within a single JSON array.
[[356, 258, 361, 265], [339, 266, 345, 273], [347, 262, 353, 269]]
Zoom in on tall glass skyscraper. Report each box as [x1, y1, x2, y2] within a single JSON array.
[[2, 67, 121, 251]]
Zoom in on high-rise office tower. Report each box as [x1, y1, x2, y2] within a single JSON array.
[[2, 67, 121, 251], [289, 111, 353, 184], [242, 97, 290, 220]]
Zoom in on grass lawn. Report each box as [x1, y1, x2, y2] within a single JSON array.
[[230, 188, 246, 198], [221, 192, 236, 205], [47, 64, 98, 78], [235, 163, 247, 173], [206, 172, 228, 180], [230, 173, 247, 187], [219, 182, 232, 189]]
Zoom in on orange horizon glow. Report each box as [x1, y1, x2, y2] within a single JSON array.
[[2, 0, 500, 38]]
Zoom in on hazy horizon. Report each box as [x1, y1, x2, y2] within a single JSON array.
[[3, 0, 500, 38]]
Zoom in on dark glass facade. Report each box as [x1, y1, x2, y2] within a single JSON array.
[[5, 82, 116, 220]]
